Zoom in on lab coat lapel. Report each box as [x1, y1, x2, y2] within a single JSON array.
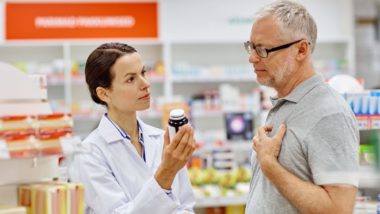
[[98, 114, 124, 143], [138, 118, 164, 169], [98, 115, 163, 170]]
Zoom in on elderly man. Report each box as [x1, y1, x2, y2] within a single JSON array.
[[244, 1, 359, 213]]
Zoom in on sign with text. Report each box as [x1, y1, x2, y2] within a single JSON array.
[[5, 2, 158, 40]]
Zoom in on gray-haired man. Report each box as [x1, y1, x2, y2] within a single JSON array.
[[245, 1, 359, 213]]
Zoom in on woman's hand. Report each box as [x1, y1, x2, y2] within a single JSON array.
[[155, 124, 196, 189]]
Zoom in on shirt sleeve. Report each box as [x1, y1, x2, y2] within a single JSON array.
[[152, 131, 196, 213], [305, 112, 359, 187], [69, 144, 179, 214], [174, 167, 196, 214]]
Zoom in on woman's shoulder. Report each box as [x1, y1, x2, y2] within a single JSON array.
[[82, 128, 103, 145]]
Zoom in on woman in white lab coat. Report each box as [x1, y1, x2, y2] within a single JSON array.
[[69, 42, 196, 214]]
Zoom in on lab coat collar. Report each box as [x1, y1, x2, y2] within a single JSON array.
[[98, 113, 164, 168], [98, 114, 125, 143], [98, 114, 163, 144]]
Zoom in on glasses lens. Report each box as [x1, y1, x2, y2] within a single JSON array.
[[244, 41, 252, 54], [256, 47, 267, 58]]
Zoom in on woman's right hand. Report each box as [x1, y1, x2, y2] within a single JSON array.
[[154, 124, 196, 190]]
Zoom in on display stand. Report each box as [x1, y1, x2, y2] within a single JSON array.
[[0, 62, 59, 205]]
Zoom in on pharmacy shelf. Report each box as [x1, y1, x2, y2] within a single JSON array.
[[192, 111, 224, 118], [172, 76, 256, 83], [197, 141, 252, 152], [354, 202, 377, 214], [0, 156, 59, 186], [229, 141, 252, 151], [359, 165, 380, 189], [194, 195, 247, 208]]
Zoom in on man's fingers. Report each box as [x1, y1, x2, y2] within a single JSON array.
[[274, 124, 287, 142], [252, 135, 259, 143], [258, 125, 272, 140], [252, 140, 257, 151], [264, 125, 273, 132]]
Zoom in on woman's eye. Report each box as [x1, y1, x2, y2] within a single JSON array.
[[126, 77, 134, 83], [142, 70, 147, 76]]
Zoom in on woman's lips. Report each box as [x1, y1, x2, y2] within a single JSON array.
[[139, 94, 150, 100]]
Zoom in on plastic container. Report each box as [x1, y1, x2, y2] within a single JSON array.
[[168, 109, 188, 141]]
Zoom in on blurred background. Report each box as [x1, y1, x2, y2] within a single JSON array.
[[0, 0, 379, 213]]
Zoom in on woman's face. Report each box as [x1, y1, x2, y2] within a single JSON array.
[[102, 52, 151, 114]]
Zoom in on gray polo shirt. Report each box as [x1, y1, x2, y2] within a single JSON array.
[[245, 74, 359, 214]]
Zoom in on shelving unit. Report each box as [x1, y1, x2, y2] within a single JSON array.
[[359, 165, 380, 189], [0, 62, 83, 210], [0, 0, 367, 212], [194, 195, 247, 208], [0, 62, 59, 206], [0, 0, 356, 112]]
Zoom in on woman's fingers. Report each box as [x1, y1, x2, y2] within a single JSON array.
[[183, 127, 196, 158], [173, 125, 191, 152], [168, 124, 189, 150]]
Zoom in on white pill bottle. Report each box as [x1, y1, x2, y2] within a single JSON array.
[[168, 109, 189, 140]]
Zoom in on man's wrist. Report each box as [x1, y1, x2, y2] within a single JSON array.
[[259, 156, 279, 175]]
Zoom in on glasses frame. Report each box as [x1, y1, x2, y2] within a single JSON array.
[[244, 39, 304, 58]]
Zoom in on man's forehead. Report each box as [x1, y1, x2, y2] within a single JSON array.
[[251, 18, 282, 44]]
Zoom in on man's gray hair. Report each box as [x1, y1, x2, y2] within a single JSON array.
[[254, 0, 317, 53]]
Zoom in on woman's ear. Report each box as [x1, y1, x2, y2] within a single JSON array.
[[96, 86, 110, 104]]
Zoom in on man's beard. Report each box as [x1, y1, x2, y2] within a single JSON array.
[[258, 55, 295, 88]]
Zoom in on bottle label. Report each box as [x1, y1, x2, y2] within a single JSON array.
[[168, 125, 178, 141], [168, 116, 188, 141]]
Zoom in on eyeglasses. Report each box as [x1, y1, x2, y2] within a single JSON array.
[[244, 39, 303, 58]]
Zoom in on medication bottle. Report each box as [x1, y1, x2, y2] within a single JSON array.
[[168, 109, 188, 141]]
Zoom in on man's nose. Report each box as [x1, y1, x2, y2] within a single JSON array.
[[249, 50, 261, 64]]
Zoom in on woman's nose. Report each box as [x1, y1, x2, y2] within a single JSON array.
[[140, 76, 150, 90]]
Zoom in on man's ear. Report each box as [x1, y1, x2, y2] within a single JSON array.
[[296, 40, 310, 61], [96, 86, 110, 104]]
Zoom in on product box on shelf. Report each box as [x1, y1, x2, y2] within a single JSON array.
[[0, 113, 75, 159], [0, 205, 26, 214], [18, 182, 84, 214], [344, 91, 380, 129]]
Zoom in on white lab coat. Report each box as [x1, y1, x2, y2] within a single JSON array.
[[68, 114, 195, 214]]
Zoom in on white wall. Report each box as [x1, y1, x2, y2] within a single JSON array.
[[160, 0, 353, 43]]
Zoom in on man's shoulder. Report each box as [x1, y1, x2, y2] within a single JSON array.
[[301, 82, 352, 114], [287, 83, 356, 136]]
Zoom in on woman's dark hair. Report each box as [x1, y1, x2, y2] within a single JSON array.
[[85, 42, 137, 106]]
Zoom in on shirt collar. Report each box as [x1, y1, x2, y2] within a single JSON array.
[[271, 74, 324, 106]]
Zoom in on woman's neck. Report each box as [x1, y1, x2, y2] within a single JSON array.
[[107, 110, 138, 139]]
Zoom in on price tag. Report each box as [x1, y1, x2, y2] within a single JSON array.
[[0, 140, 10, 159]]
